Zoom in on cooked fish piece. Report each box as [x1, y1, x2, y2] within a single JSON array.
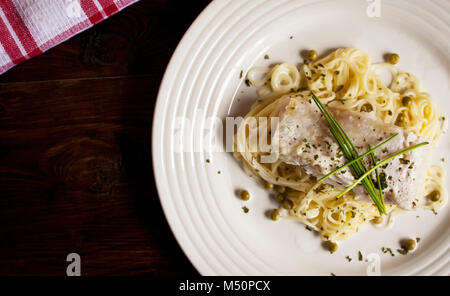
[[272, 94, 432, 210]]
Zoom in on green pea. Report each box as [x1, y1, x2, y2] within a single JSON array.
[[282, 198, 294, 210], [402, 96, 411, 106], [427, 190, 440, 202], [395, 113, 406, 126], [401, 239, 416, 251], [360, 103, 373, 112], [327, 241, 338, 254], [264, 181, 274, 191], [270, 209, 280, 221], [276, 186, 286, 194], [388, 53, 400, 65], [240, 190, 250, 201], [276, 194, 285, 203], [307, 50, 318, 61]]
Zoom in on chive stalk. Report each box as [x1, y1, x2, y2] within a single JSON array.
[[369, 144, 385, 208], [317, 134, 398, 184], [335, 142, 429, 199], [310, 92, 386, 214]]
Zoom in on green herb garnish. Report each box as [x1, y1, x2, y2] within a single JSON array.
[[369, 144, 385, 209], [317, 134, 398, 184], [310, 92, 428, 214], [310, 92, 386, 214], [382, 247, 395, 256], [335, 142, 429, 199]]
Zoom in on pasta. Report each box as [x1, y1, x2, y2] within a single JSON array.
[[234, 48, 447, 243]]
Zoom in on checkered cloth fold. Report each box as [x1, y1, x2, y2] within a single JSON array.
[[0, 0, 139, 74]]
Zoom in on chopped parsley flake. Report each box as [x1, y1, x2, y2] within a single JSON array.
[[399, 158, 410, 165], [381, 247, 395, 256]]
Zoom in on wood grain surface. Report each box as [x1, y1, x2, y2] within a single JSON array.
[[0, 0, 210, 276]]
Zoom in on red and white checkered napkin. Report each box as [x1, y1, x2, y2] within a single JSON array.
[[0, 0, 139, 74]]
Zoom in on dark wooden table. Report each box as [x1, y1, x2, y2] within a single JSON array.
[[0, 0, 209, 276]]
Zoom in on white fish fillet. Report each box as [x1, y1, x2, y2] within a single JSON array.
[[272, 95, 432, 210]]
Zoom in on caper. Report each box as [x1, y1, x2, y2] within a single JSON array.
[[427, 190, 440, 202], [276, 186, 286, 194], [282, 198, 294, 210], [276, 194, 285, 203], [402, 96, 411, 106], [371, 216, 383, 224], [388, 53, 400, 65], [401, 239, 416, 251], [264, 181, 274, 191], [327, 241, 338, 254], [360, 103, 373, 112], [270, 209, 280, 221], [240, 190, 250, 201], [307, 50, 318, 61]]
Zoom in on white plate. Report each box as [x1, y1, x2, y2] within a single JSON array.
[[152, 0, 450, 275]]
